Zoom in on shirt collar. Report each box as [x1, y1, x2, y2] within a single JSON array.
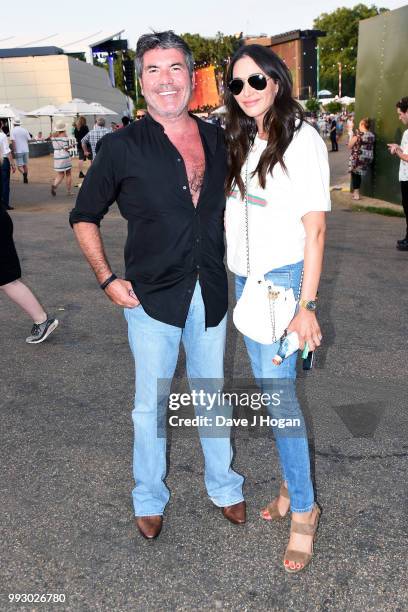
[[145, 111, 217, 156]]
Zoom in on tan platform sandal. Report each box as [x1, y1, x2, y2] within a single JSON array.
[[260, 483, 290, 521], [283, 504, 321, 573]]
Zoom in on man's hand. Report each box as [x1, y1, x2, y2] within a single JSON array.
[[387, 143, 399, 155], [287, 309, 322, 352], [104, 279, 140, 308]]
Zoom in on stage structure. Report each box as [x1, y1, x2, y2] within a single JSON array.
[[354, 5, 408, 204], [245, 30, 326, 99], [91, 35, 135, 96]]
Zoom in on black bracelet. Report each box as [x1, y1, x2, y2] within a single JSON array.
[[100, 273, 117, 290]]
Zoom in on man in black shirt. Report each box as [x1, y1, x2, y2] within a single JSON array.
[[69, 31, 245, 539], [329, 115, 338, 152]]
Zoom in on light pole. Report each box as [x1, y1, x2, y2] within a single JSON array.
[[338, 62, 342, 98]]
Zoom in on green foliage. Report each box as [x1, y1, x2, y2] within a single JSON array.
[[314, 4, 388, 96], [352, 205, 404, 217], [180, 32, 240, 68], [324, 101, 343, 113], [305, 98, 321, 113], [133, 97, 146, 111]]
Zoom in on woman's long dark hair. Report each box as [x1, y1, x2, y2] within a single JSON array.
[[225, 44, 304, 198]]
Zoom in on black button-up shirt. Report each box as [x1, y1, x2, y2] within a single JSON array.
[[69, 113, 228, 328]]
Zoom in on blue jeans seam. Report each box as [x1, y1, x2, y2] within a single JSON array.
[[290, 502, 315, 513]]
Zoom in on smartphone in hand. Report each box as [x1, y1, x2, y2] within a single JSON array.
[[302, 351, 314, 371]]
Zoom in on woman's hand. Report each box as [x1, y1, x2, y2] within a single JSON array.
[[387, 143, 399, 155], [287, 309, 322, 352]]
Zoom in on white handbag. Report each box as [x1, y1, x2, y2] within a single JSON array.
[[232, 159, 303, 345]]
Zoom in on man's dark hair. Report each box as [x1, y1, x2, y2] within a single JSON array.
[[396, 97, 408, 113], [135, 30, 194, 78], [122, 116, 130, 126]]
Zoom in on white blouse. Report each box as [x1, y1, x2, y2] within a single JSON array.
[[225, 121, 331, 276]]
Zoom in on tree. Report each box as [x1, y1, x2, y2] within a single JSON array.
[[324, 101, 342, 113], [314, 4, 388, 96], [180, 32, 240, 68], [305, 98, 321, 113]]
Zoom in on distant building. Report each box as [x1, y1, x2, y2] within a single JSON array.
[[0, 34, 129, 135], [245, 30, 326, 99]]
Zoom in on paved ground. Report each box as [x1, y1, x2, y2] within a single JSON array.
[[1, 154, 407, 611]]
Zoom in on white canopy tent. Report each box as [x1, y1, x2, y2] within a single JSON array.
[[56, 98, 96, 117], [26, 104, 63, 133], [88, 102, 117, 116], [0, 103, 28, 132]]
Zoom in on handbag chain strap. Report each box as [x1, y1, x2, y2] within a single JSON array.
[[244, 158, 250, 277], [244, 156, 304, 343]]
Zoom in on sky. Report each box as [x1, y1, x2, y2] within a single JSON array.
[[4, 0, 408, 46]]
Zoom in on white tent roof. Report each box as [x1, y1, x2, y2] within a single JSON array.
[[0, 103, 27, 118], [0, 31, 125, 60]]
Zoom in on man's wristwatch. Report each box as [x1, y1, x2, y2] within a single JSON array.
[[299, 298, 318, 312]]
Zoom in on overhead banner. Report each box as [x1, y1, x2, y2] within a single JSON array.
[[189, 65, 220, 110]]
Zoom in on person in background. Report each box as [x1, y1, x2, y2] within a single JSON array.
[[346, 113, 354, 138], [10, 118, 32, 183], [387, 96, 408, 251], [121, 116, 131, 127], [111, 122, 119, 131], [329, 114, 338, 151], [81, 117, 110, 161], [0, 120, 16, 210], [348, 117, 375, 201], [50, 121, 73, 196], [336, 115, 344, 141], [135, 109, 147, 120], [0, 146, 58, 343], [74, 116, 89, 179]]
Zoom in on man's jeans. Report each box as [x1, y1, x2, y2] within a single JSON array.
[[124, 281, 244, 517], [235, 260, 314, 513], [1, 158, 11, 208]]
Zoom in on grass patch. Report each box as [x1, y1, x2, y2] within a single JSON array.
[[351, 205, 405, 218]]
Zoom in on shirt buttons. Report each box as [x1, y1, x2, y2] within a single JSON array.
[[177, 158, 182, 162], [182, 185, 187, 190]]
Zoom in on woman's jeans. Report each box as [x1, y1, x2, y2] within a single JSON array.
[[235, 260, 314, 512], [124, 281, 244, 517]]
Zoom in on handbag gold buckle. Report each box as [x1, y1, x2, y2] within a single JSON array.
[[268, 287, 280, 301]]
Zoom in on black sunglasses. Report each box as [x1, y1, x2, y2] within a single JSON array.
[[228, 73, 271, 96]]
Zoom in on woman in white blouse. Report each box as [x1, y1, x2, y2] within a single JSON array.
[[224, 44, 330, 573]]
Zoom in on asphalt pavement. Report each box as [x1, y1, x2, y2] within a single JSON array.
[[1, 155, 407, 611]]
